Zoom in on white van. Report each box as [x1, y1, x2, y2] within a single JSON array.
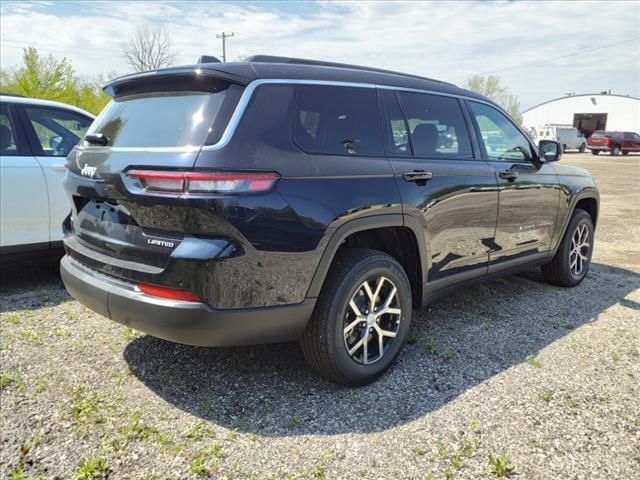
[[534, 124, 586, 152]]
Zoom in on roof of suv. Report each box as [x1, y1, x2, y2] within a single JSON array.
[[106, 55, 489, 104], [0, 94, 95, 118]]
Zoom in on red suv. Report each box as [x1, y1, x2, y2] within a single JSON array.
[[587, 131, 640, 156]]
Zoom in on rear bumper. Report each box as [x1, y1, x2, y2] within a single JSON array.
[[60, 255, 314, 346]]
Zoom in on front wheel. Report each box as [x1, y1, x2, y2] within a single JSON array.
[[300, 248, 412, 385], [611, 145, 621, 156], [542, 209, 594, 287], [579, 143, 586, 153]]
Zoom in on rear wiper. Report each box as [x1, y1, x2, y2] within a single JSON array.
[[85, 133, 110, 146]]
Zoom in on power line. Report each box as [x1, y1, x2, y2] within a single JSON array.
[[448, 36, 640, 81]]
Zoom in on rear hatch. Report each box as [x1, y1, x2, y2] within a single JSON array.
[[65, 68, 249, 269], [588, 131, 609, 147]]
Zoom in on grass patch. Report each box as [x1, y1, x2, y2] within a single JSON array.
[[75, 457, 110, 479], [182, 420, 214, 441], [189, 444, 224, 477], [488, 453, 515, 477], [539, 390, 555, 402], [443, 346, 459, 360], [0, 371, 23, 391], [525, 355, 541, 368], [120, 413, 159, 442], [405, 334, 418, 345], [425, 336, 438, 355]]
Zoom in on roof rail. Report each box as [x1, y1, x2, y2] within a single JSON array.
[[244, 55, 453, 85], [0, 92, 25, 98]]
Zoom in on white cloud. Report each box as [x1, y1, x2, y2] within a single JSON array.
[[1, 0, 638, 108]]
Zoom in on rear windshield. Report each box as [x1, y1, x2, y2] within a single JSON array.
[[591, 131, 605, 137], [85, 91, 226, 148]]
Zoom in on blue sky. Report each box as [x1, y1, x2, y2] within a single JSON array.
[[1, 0, 638, 109]]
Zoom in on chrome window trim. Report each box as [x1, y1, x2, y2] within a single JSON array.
[[75, 78, 535, 154]]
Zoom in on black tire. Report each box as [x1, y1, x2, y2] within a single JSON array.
[[300, 248, 412, 385], [562, 144, 567, 153], [542, 209, 594, 287], [611, 145, 621, 156], [591, 149, 599, 155], [622, 151, 629, 156], [579, 143, 586, 153]]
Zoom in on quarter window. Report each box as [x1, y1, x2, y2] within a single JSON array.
[[398, 92, 472, 157], [469, 102, 533, 162], [293, 85, 384, 156], [25, 107, 92, 157]]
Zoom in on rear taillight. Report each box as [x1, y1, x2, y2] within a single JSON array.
[[126, 170, 279, 194], [137, 283, 202, 302]]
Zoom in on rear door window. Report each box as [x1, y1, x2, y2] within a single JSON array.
[[86, 91, 227, 148], [24, 107, 92, 157], [397, 91, 472, 158], [293, 85, 384, 156]]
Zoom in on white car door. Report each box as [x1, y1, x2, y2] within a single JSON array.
[[0, 103, 50, 248], [21, 105, 93, 243]]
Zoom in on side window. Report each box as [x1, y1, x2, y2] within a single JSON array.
[[293, 85, 384, 156], [397, 91, 472, 157], [0, 105, 18, 155], [24, 107, 92, 157], [469, 102, 533, 162], [381, 90, 410, 155]]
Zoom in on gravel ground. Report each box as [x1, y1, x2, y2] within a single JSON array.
[[1, 152, 639, 479]]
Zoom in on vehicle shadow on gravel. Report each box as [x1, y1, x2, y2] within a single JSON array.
[[123, 262, 640, 436], [0, 258, 68, 312]]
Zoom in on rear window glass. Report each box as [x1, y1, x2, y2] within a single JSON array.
[[397, 92, 472, 157], [294, 85, 384, 156], [85, 91, 226, 148]]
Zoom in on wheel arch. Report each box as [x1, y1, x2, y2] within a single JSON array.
[[305, 214, 427, 308], [552, 189, 599, 256]]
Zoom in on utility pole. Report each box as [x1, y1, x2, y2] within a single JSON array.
[[216, 32, 234, 62]]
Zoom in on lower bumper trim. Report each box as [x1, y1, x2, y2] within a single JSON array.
[[60, 256, 314, 346]]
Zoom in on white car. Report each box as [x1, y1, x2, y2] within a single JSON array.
[[1, 94, 94, 262], [534, 124, 587, 152]]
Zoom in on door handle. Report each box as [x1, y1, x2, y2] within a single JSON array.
[[498, 170, 518, 181], [51, 163, 67, 172], [402, 171, 433, 182]]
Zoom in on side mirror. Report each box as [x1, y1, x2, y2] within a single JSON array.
[[538, 140, 562, 162]]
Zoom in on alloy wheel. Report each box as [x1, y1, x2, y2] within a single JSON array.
[[343, 276, 401, 365], [569, 223, 590, 276]]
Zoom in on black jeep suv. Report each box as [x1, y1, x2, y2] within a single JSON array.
[[61, 56, 599, 385]]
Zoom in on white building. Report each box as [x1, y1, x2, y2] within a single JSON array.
[[522, 93, 640, 138]]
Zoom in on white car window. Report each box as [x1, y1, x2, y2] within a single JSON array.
[[0, 105, 18, 154]]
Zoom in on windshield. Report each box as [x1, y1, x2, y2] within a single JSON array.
[[85, 91, 226, 148]]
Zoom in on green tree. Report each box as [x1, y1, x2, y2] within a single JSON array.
[[465, 75, 522, 124], [0, 47, 110, 115]]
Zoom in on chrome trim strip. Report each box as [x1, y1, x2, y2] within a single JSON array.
[[76, 78, 533, 155]]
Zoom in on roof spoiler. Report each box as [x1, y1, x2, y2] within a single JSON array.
[[103, 66, 252, 98]]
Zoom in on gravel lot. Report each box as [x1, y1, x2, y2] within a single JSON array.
[[1, 152, 639, 479]]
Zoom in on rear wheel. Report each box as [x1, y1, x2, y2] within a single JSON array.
[[300, 248, 412, 385], [542, 209, 593, 287], [622, 151, 629, 156], [611, 145, 621, 156], [579, 143, 586, 153], [562, 144, 567, 152], [591, 149, 599, 155]]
